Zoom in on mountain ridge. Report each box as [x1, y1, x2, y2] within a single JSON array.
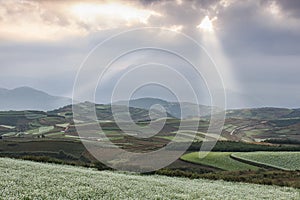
[[0, 86, 71, 111]]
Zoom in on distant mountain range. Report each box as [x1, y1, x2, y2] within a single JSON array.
[[0, 87, 215, 118], [0, 87, 71, 111], [1, 87, 299, 121]]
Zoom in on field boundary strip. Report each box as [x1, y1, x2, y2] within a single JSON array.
[[179, 156, 224, 171]]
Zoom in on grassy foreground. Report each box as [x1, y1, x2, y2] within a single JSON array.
[[0, 158, 299, 199]]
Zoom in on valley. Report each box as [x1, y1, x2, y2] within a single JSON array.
[[0, 99, 300, 190]]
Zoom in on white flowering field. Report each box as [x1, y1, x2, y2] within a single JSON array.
[[0, 158, 299, 200], [232, 151, 300, 170]]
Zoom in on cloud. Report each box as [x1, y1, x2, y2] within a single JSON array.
[[0, 0, 162, 41], [269, 0, 300, 18]]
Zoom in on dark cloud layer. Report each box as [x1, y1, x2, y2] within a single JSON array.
[[272, 0, 300, 18]]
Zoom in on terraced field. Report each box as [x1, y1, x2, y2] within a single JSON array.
[[0, 158, 299, 199], [181, 152, 259, 171], [232, 152, 300, 170]]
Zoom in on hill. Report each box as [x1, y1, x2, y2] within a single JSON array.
[[0, 158, 298, 199], [50, 101, 175, 122], [114, 97, 213, 119], [0, 87, 71, 111], [225, 107, 299, 120]]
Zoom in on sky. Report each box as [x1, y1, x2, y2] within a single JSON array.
[[0, 0, 300, 108]]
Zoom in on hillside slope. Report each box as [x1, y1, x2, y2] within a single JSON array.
[[0, 158, 299, 199]]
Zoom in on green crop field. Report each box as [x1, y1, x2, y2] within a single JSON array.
[[181, 152, 259, 171], [0, 158, 299, 200], [232, 152, 300, 170], [27, 126, 54, 135]]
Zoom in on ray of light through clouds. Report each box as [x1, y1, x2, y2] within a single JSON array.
[[196, 14, 243, 106], [0, 0, 300, 107]]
